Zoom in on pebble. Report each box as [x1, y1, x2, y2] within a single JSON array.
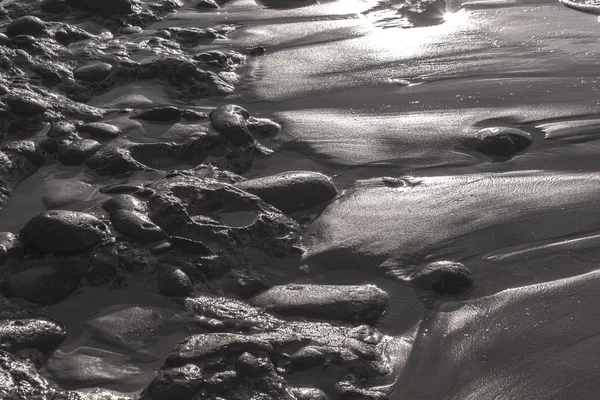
[[6, 16, 46, 37], [58, 139, 102, 166]]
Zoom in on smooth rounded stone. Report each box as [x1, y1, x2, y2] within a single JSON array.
[[474, 127, 532, 157], [288, 387, 329, 400], [1, 262, 88, 305], [66, 0, 133, 14], [0, 82, 8, 95], [41, 0, 67, 13], [0, 33, 9, 46], [2, 140, 46, 166], [102, 194, 146, 213], [249, 46, 266, 57], [0, 317, 66, 353], [43, 179, 92, 209], [135, 106, 182, 122], [78, 122, 121, 139], [205, 370, 238, 394], [165, 333, 274, 367], [209, 104, 254, 145], [74, 62, 113, 83], [19, 210, 108, 255], [157, 265, 194, 297], [234, 352, 261, 377], [236, 276, 269, 299], [46, 347, 144, 386], [4, 94, 47, 115], [146, 365, 203, 400], [58, 139, 101, 166], [409, 261, 473, 295], [197, 0, 219, 8], [6, 16, 46, 37], [30, 63, 63, 83], [250, 284, 388, 325], [48, 121, 77, 138], [110, 210, 167, 243], [290, 346, 325, 371], [236, 171, 338, 214]]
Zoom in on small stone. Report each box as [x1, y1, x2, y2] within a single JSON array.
[[74, 62, 113, 82], [205, 370, 238, 394], [157, 265, 194, 297], [48, 121, 77, 138], [196, 0, 219, 8], [290, 346, 325, 371], [30, 63, 63, 83], [410, 261, 473, 295], [58, 139, 102, 166], [6, 16, 46, 37], [235, 352, 261, 377], [19, 210, 108, 255], [2, 261, 88, 305], [474, 127, 532, 157], [2, 140, 45, 166], [146, 365, 203, 400], [209, 104, 254, 145], [169, 236, 213, 256], [236, 276, 269, 299], [288, 388, 330, 400], [5, 94, 47, 116], [235, 171, 338, 214], [249, 46, 266, 56], [102, 194, 146, 213], [79, 122, 121, 139], [0, 317, 66, 353], [110, 210, 167, 243], [41, 0, 67, 13], [0, 33, 9, 46]]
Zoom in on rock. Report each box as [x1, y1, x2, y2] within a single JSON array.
[[236, 171, 338, 214], [19, 210, 108, 255], [409, 261, 473, 295], [249, 46, 266, 57], [235, 352, 261, 377], [205, 370, 238, 394], [288, 387, 330, 400], [66, 0, 134, 14], [1, 261, 88, 305], [0, 317, 66, 353], [120, 26, 142, 34], [290, 346, 325, 371], [30, 63, 63, 83], [165, 333, 274, 367], [48, 121, 77, 138], [102, 194, 146, 213], [157, 265, 194, 297], [43, 179, 92, 209], [4, 94, 47, 115], [110, 210, 167, 243], [74, 62, 113, 82], [474, 127, 532, 157], [333, 381, 388, 400], [41, 0, 67, 13], [169, 236, 213, 256], [250, 284, 388, 325], [86, 146, 147, 176], [236, 276, 269, 299], [197, 0, 219, 8], [146, 364, 204, 400], [0, 34, 9, 46], [58, 139, 101, 166], [135, 106, 182, 122], [2, 140, 46, 166], [209, 104, 254, 145], [6, 16, 46, 37], [79, 122, 121, 139], [0, 232, 23, 265]]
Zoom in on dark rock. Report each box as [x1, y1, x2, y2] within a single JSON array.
[[102, 194, 146, 213], [58, 139, 101, 166], [197, 0, 219, 8], [289, 388, 330, 400], [169, 236, 213, 256], [30, 63, 64, 83], [0, 33, 9, 46], [235, 352, 261, 377], [290, 346, 325, 371], [157, 264, 194, 297], [0, 232, 23, 266], [410, 261, 473, 295], [146, 364, 203, 400], [100, 183, 144, 194], [209, 104, 253, 145], [4, 94, 47, 115], [48, 121, 77, 138], [85, 262, 117, 286], [13, 35, 37, 47], [66, 0, 133, 14], [0, 317, 66, 353], [38, 137, 59, 154], [41, 0, 67, 13], [205, 370, 238, 394], [165, 333, 274, 367], [236, 276, 269, 299], [6, 16, 46, 37], [1, 261, 88, 305], [79, 122, 121, 139], [2, 140, 46, 166], [19, 210, 108, 255], [135, 106, 182, 122], [86, 146, 147, 176], [249, 46, 266, 57], [333, 381, 388, 400], [236, 171, 338, 214], [110, 210, 167, 243], [120, 26, 142, 34], [74, 62, 113, 83], [250, 284, 388, 325], [474, 127, 532, 157]]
